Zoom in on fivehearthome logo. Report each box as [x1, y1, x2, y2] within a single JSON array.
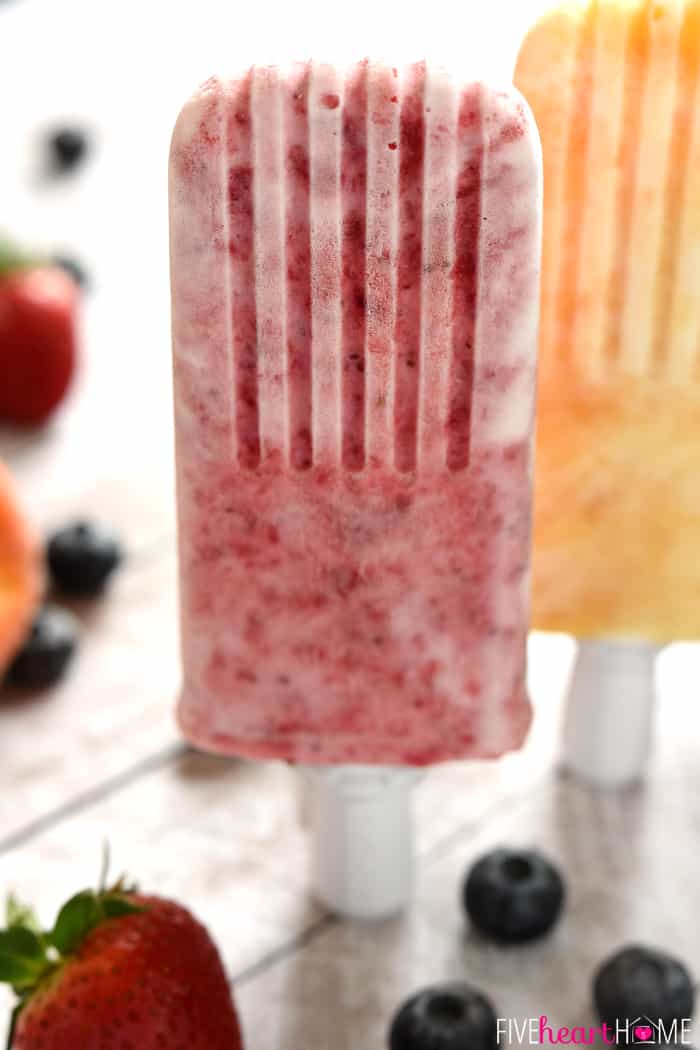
[[496, 1016, 694, 1046]]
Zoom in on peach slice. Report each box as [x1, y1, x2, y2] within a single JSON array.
[[0, 459, 42, 677]]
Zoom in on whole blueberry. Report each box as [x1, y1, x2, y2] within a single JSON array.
[[47, 520, 123, 596], [389, 982, 497, 1050], [462, 848, 565, 943], [48, 127, 89, 172], [3, 605, 78, 689], [594, 945, 695, 1032]]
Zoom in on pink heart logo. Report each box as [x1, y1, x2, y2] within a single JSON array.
[[635, 1027, 653, 1042]]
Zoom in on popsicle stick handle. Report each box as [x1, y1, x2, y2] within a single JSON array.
[[561, 639, 661, 788], [301, 765, 420, 920]]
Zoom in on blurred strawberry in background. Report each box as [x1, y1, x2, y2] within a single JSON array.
[[0, 239, 80, 426]]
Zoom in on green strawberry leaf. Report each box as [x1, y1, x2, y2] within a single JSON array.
[[48, 888, 143, 957], [0, 925, 53, 1000], [48, 891, 101, 955], [0, 953, 42, 989], [100, 895, 143, 920], [0, 929, 50, 996], [5, 896, 41, 937], [0, 928, 43, 961]]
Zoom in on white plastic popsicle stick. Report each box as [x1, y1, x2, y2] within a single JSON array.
[[301, 766, 420, 920], [561, 640, 660, 788]]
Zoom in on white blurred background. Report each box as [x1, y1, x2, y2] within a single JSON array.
[[0, 0, 549, 521]]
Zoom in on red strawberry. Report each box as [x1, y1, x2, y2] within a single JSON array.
[[1, 879, 243, 1049], [0, 241, 79, 426]]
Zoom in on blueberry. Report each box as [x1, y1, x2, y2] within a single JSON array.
[[594, 945, 695, 1032], [51, 254, 89, 288], [389, 982, 497, 1050], [48, 127, 89, 172], [462, 848, 565, 943], [3, 606, 78, 689], [47, 520, 123, 596]]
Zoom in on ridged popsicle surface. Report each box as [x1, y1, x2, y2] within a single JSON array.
[[516, 0, 700, 642], [169, 61, 541, 764]]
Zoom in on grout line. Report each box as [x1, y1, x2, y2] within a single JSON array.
[[230, 772, 553, 989], [0, 742, 189, 856], [232, 914, 337, 987]]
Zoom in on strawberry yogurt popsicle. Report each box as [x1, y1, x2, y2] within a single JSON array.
[[169, 61, 541, 772]]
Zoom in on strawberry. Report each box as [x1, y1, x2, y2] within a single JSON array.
[[0, 239, 79, 426], [1, 875, 243, 1049]]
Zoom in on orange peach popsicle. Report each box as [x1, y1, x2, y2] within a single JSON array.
[[516, 0, 700, 644]]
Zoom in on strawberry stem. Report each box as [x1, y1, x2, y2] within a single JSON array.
[[98, 840, 111, 894]]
